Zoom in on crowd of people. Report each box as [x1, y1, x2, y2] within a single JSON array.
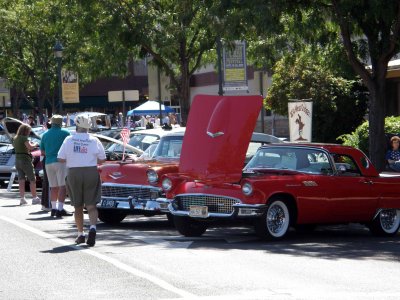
[[109, 112, 181, 129], [13, 114, 105, 247], [16, 111, 181, 131]]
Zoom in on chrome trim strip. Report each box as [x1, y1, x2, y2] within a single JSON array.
[[102, 182, 161, 191], [174, 193, 241, 201], [207, 131, 224, 138], [373, 209, 383, 220]]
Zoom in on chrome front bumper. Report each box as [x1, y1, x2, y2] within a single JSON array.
[[167, 195, 267, 219], [97, 196, 170, 213], [98, 183, 169, 213]]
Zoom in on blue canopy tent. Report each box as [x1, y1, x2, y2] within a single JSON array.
[[127, 101, 174, 116]]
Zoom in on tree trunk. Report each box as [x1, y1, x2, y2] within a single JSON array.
[[179, 61, 191, 125], [368, 81, 387, 172]]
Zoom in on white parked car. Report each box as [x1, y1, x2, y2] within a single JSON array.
[[0, 117, 42, 187]]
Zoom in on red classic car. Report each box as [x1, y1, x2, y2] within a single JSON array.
[[97, 129, 185, 224], [97, 119, 280, 224], [161, 95, 400, 239]]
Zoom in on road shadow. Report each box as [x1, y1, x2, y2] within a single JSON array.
[[41, 244, 83, 254], [183, 224, 400, 262], [16, 204, 400, 262], [29, 210, 50, 215], [99, 215, 174, 231], [95, 217, 400, 261]]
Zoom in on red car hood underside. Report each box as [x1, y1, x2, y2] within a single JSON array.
[[179, 94, 262, 183]]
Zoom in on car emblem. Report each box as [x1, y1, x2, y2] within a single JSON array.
[[109, 172, 124, 180], [207, 131, 224, 138]]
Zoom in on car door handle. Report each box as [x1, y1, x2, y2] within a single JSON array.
[[360, 179, 373, 185]]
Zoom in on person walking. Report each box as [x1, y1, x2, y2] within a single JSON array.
[[57, 114, 106, 246], [12, 124, 41, 205], [40, 120, 52, 212], [40, 115, 72, 217]]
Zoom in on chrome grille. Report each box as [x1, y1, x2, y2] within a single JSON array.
[[102, 184, 155, 199], [176, 195, 240, 214], [0, 152, 12, 165]]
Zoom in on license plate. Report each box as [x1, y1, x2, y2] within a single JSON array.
[[189, 205, 208, 218], [102, 199, 117, 208]]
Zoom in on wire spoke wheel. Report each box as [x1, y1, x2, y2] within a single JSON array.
[[369, 209, 400, 236], [266, 201, 290, 237], [255, 199, 291, 240], [380, 209, 400, 234]]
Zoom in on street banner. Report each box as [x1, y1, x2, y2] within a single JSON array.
[[223, 41, 248, 92], [288, 101, 313, 142], [0, 78, 11, 107], [108, 90, 139, 102], [61, 69, 79, 103]]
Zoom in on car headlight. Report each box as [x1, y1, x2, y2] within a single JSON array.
[[147, 169, 158, 183], [162, 178, 172, 191], [242, 182, 253, 196]]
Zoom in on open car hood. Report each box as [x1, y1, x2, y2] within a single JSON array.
[[179, 94, 262, 182], [0, 117, 42, 140]]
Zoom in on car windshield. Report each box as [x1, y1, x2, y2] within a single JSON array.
[[152, 135, 183, 159], [246, 147, 333, 175], [94, 128, 121, 139], [32, 127, 46, 137], [137, 142, 159, 161], [108, 133, 160, 153]]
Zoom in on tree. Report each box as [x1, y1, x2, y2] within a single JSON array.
[[0, 1, 67, 117], [245, 1, 400, 170], [266, 48, 368, 142], [326, 0, 400, 171], [72, 0, 233, 123]]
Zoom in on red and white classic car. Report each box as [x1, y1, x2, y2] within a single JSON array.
[[161, 95, 400, 239], [97, 99, 281, 225], [97, 129, 185, 224]]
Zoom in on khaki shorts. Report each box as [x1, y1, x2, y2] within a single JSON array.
[[66, 167, 101, 207], [46, 162, 67, 188], [15, 159, 35, 182]]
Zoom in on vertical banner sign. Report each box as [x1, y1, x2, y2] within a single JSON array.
[[0, 78, 11, 107], [61, 69, 79, 103], [223, 41, 248, 92], [288, 101, 313, 142]]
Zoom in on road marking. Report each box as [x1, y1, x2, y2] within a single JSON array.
[[0, 216, 195, 299]]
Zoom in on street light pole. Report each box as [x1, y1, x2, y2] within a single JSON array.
[[157, 66, 162, 121], [54, 41, 63, 114], [216, 37, 224, 96]]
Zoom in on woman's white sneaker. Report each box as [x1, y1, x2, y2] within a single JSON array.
[[20, 198, 28, 205], [32, 197, 41, 205]]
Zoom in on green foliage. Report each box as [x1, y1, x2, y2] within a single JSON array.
[[338, 116, 400, 155], [69, 0, 236, 122], [0, 0, 67, 113], [266, 47, 368, 143]]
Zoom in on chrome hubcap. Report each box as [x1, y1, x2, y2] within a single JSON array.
[[380, 209, 400, 232], [266, 202, 288, 236]]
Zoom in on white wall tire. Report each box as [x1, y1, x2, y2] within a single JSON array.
[[369, 209, 400, 236], [255, 199, 291, 240]]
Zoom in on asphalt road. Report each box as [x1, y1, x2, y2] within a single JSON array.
[[1, 186, 400, 300]]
